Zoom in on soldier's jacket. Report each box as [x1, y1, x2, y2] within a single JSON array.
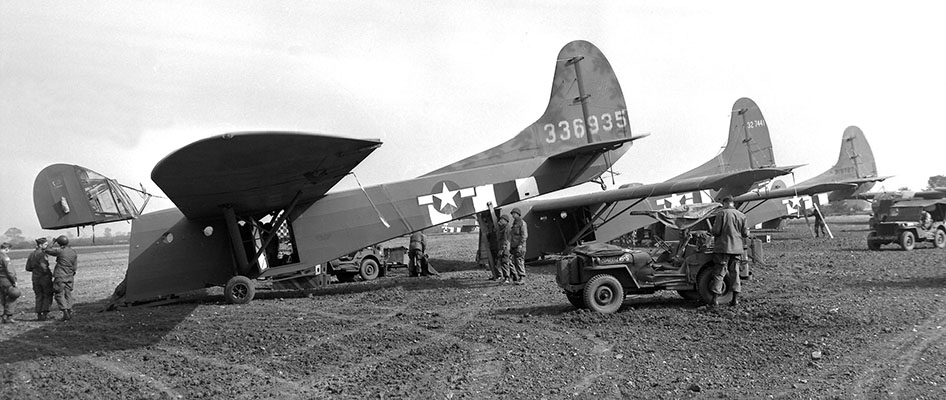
[[26, 249, 51, 276], [711, 207, 749, 255], [0, 254, 14, 285], [509, 218, 528, 251], [409, 232, 426, 252], [45, 247, 78, 280], [497, 223, 511, 255]]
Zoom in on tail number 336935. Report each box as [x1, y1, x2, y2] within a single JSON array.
[[543, 110, 628, 144]]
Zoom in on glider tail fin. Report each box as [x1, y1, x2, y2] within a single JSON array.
[[425, 40, 632, 176], [671, 97, 775, 180], [33, 164, 140, 230], [832, 126, 877, 181]]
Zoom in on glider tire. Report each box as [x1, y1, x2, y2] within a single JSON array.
[[225, 275, 256, 304]]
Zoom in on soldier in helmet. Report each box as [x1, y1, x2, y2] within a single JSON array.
[[0, 242, 18, 323], [508, 208, 528, 285], [409, 230, 432, 277], [45, 235, 78, 321], [496, 214, 512, 283], [25, 237, 53, 321]]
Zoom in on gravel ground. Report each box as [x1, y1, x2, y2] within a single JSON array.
[[2, 216, 946, 399]]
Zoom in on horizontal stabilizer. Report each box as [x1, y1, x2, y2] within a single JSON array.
[[548, 134, 649, 160], [733, 182, 858, 202], [530, 166, 795, 212]]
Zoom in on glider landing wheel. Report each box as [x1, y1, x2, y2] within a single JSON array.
[[225, 276, 256, 304], [359, 259, 380, 281]]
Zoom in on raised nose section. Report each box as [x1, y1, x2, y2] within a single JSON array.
[[33, 164, 139, 229]]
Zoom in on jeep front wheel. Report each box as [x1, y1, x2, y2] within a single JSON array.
[[359, 259, 380, 281], [582, 274, 624, 314], [899, 231, 916, 251], [934, 230, 946, 249]]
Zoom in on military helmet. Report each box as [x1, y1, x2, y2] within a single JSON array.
[[55, 235, 69, 246], [6, 286, 21, 300], [511, 208, 522, 216], [499, 214, 510, 222]]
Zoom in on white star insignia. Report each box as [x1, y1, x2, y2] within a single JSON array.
[[433, 183, 459, 212]]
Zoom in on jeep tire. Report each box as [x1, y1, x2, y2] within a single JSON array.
[[934, 229, 946, 249], [899, 231, 916, 251], [582, 274, 624, 314]]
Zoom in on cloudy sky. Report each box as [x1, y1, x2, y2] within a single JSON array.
[[1, 1, 943, 239]]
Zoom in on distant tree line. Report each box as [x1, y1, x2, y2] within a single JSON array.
[[1, 227, 130, 249]]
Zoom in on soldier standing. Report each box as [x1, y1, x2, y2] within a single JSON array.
[[45, 235, 78, 321], [408, 230, 430, 277], [496, 214, 512, 283], [812, 210, 827, 238], [508, 208, 528, 285], [26, 238, 53, 321], [708, 196, 749, 308], [1, 242, 19, 323]]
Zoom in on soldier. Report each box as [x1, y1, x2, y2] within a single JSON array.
[[1, 242, 19, 323], [45, 235, 78, 321], [708, 196, 749, 308], [508, 208, 528, 285], [409, 230, 431, 277], [812, 210, 827, 238], [496, 214, 512, 283], [25, 237, 54, 321]]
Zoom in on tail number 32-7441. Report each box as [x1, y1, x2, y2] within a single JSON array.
[[543, 109, 628, 144]]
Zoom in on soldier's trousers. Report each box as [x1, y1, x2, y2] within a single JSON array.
[[53, 278, 74, 311], [710, 253, 742, 295], [510, 251, 526, 280], [0, 281, 16, 317], [32, 275, 54, 313], [409, 249, 430, 276]]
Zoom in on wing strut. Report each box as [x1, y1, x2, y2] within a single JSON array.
[[568, 196, 648, 246]]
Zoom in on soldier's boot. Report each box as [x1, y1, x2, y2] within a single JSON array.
[[37, 313, 46, 321], [710, 294, 719, 308], [729, 292, 739, 307], [61, 310, 72, 321], [2, 314, 13, 324]]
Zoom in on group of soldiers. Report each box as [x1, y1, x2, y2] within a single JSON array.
[[481, 207, 528, 285], [0, 235, 79, 323]]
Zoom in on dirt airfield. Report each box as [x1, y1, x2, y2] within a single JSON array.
[[2, 215, 946, 399]]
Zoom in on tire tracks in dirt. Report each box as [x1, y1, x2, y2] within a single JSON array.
[[850, 303, 946, 398], [8, 337, 183, 399]]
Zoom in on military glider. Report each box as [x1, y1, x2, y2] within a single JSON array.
[[476, 97, 799, 259], [33, 40, 645, 304], [732, 126, 888, 229]]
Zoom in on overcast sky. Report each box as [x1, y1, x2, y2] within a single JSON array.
[[1, 1, 943, 239]]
